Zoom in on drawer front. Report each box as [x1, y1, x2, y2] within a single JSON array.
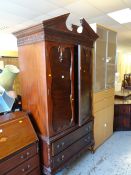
[[52, 133, 93, 168], [52, 122, 93, 156], [105, 88, 114, 98], [104, 96, 114, 108], [6, 155, 39, 175], [93, 99, 106, 113], [93, 88, 114, 103], [93, 90, 106, 103], [0, 143, 38, 175], [93, 96, 114, 113]]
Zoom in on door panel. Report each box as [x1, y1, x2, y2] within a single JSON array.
[[106, 31, 116, 88], [47, 42, 74, 134], [94, 27, 107, 92], [78, 45, 92, 126]]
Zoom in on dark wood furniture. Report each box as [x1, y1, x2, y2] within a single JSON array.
[[115, 89, 131, 100], [114, 90, 131, 131], [14, 14, 98, 175], [0, 111, 40, 175]]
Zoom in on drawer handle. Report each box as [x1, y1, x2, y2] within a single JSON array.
[[27, 164, 31, 169], [62, 155, 64, 160], [26, 152, 30, 156], [85, 137, 90, 142], [20, 152, 30, 159], [20, 155, 24, 159], [57, 144, 60, 149], [21, 168, 25, 172], [61, 142, 65, 147], [21, 165, 30, 172], [84, 138, 88, 142], [57, 157, 60, 162], [85, 127, 89, 132]]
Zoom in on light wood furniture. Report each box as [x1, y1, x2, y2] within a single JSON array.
[[14, 14, 98, 175], [0, 111, 40, 175], [90, 24, 116, 150], [93, 88, 114, 149]]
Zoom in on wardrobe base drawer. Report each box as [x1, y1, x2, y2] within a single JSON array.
[[52, 132, 93, 169], [52, 121, 93, 156]]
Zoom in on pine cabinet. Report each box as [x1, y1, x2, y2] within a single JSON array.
[[14, 14, 98, 175], [90, 24, 116, 150], [93, 88, 114, 149]]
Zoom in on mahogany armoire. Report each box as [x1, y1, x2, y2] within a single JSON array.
[[14, 14, 98, 175]]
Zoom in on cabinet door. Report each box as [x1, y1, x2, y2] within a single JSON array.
[[104, 105, 114, 139], [106, 30, 116, 88], [94, 110, 105, 149], [94, 105, 114, 149], [94, 26, 107, 92], [78, 45, 92, 126], [47, 42, 75, 134]]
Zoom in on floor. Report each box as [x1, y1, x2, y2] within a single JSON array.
[[56, 131, 131, 175]]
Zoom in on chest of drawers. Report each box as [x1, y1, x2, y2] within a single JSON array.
[[0, 111, 40, 175]]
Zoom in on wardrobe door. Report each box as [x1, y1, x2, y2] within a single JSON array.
[[94, 26, 107, 92], [78, 45, 92, 126], [47, 42, 75, 135]]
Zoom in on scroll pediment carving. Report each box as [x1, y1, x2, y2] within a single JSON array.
[[14, 13, 98, 47]]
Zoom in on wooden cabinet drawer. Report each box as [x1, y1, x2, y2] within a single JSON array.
[[105, 88, 114, 98], [0, 143, 38, 175], [6, 154, 39, 175], [52, 133, 93, 168], [93, 88, 114, 103], [93, 96, 114, 113], [52, 122, 93, 156], [93, 90, 105, 103], [104, 96, 114, 108]]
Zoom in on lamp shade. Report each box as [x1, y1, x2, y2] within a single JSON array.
[[0, 65, 19, 91]]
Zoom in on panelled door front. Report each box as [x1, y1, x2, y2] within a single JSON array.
[[78, 45, 92, 126], [46, 41, 75, 135]]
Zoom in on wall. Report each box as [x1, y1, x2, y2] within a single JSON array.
[[117, 51, 131, 82]]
